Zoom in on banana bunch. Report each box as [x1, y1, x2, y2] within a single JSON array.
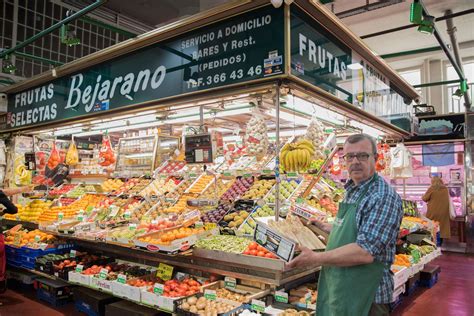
[[280, 139, 315, 172], [14, 157, 31, 185]]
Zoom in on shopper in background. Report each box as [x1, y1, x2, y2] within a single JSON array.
[[0, 185, 33, 304], [287, 133, 403, 316], [422, 176, 451, 244]]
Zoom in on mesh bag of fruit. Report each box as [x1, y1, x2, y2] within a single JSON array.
[[99, 134, 116, 167]]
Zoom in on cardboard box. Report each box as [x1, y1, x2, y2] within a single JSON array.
[[392, 266, 409, 289], [111, 282, 143, 302], [91, 277, 113, 293], [74, 286, 120, 316], [391, 284, 406, 302]]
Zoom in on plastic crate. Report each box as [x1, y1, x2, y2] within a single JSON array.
[[389, 295, 403, 312], [419, 272, 439, 288], [75, 300, 100, 316], [404, 281, 419, 296], [36, 287, 72, 307]]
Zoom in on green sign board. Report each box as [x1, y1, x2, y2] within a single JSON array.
[[290, 6, 408, 120], [7, 6, 285, 129]]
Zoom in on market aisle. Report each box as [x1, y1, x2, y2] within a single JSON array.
[[0, 286, 80, 316], [392, 252, 474, 316]]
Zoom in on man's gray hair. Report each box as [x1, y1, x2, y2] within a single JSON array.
[[345, 133, 377, 155]]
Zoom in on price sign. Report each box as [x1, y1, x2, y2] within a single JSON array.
[[153, 283, 164, 295], [223, 171, 233, 177], [204, 289, 217, 301], [99, 268, 108, 279], [189, 173, 197, 178], [286, 172, 298, 178], [34, 235, 41, 242], [129, 223, 137, 231], [75, 264, 84, 273], [13, 233, 21, 246], [194, 221, 204, 228], [58, 212, 64, 221], [183, 210, 200, 221], [262, 169, 273, 174], [224, 277, 236, 290], [242, 173, 252, 178], [156, 263, 174, 281], [70, 249, 77, 257], [117, 274, 127, 284], [251, 299, 265, 313], [124, 212, 131, 220], [274, 291, 288, 303], [77, 214, 84, 222]]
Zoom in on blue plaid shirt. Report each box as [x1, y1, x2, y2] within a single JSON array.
[[344, 173, 403, 304]]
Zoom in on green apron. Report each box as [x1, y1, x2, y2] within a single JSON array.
[[316, 174, 385, 316]]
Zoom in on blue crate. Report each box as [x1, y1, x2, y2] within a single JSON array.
[[75, 300, 100, 316], [390, 295, 403, 312], [36, 287, 72, 307], [404, 281, 419, 296], [419, 272, 439, 288]]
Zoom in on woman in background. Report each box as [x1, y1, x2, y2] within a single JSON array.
[[422, 177, 451, 245]]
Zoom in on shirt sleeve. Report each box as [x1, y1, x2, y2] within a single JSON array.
[[422, 188, 432, 202], [356, 192, 403, 259], [0, 190, 18, 214]]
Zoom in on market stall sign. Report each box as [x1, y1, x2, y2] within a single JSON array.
[[290, 6, 407, 119], [254, 222, 296, 262], [7, 5, 284, 130]]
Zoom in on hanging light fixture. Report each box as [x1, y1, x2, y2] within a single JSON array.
[[417, 15, 434, 35], [2, 54, 16, 74], [60, 10, 81, 47]]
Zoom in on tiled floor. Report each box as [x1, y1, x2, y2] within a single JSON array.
[[392, 252, 474, 316], [0, 252, 472, 316]]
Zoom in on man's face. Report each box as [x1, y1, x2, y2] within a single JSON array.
[[343, 139, 376, 184]]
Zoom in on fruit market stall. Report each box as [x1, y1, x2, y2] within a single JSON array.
[[0, 0, 424, 314]]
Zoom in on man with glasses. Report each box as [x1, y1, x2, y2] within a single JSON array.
[[287, 134, 403, 316]]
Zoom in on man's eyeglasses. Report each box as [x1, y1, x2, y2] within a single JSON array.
[[342, 152, 374, 162]]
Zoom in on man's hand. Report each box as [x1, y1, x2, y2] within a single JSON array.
[[309, 217, 332, 234], [285, 246, 321, 269]]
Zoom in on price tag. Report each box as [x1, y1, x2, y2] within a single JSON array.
[[99, 268, 108, 279], [189, 173, 197, 178], [75, 264, 84, 273], [286, 172, 298, 178], [262, 169, 273, 174], [251, 299, 265, 313], [129, 223, 137, 231], [224, 277, 236, 289], [117, 274, 127, 284], [242, 173, 252, 178], [184, 210, 200, 221], [194, 221, 204, 228], [77, 214, 84, 222], [70, 249, 77, 257], [124, 212, 131, 220], [34, 235, 41, 242], [58, 212, 64, 221], [223, 171, 232, 177], [109, 205, 120, 218], [204, 289, 217, 301], [156, 263, 174, 281], [13, 233, 21, 246], [151, 220, 158, 225], [304, 291, 311, 304], [274, 291, 288, 303], [153, 283, 164, 295]]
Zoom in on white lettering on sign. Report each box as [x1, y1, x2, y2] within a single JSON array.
[[298, 33, 347, 81], [66, 65, 167, 111]]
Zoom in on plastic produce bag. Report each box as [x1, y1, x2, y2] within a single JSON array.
[[65, 139, 79, 166], [99, 135, 116, 166]]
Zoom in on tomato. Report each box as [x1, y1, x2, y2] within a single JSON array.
[[249, 242, 258, 250], [257, 246, 266, 252], [249, 249, 258, 256], [243, 250, 251, 255], [164, 285, 171, 292], [265, 252, 274, 258], [257, 251, 266, 257]]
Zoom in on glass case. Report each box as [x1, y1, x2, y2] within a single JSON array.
[[114, 135, 180, 178], [115, 135, 158, 178]]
